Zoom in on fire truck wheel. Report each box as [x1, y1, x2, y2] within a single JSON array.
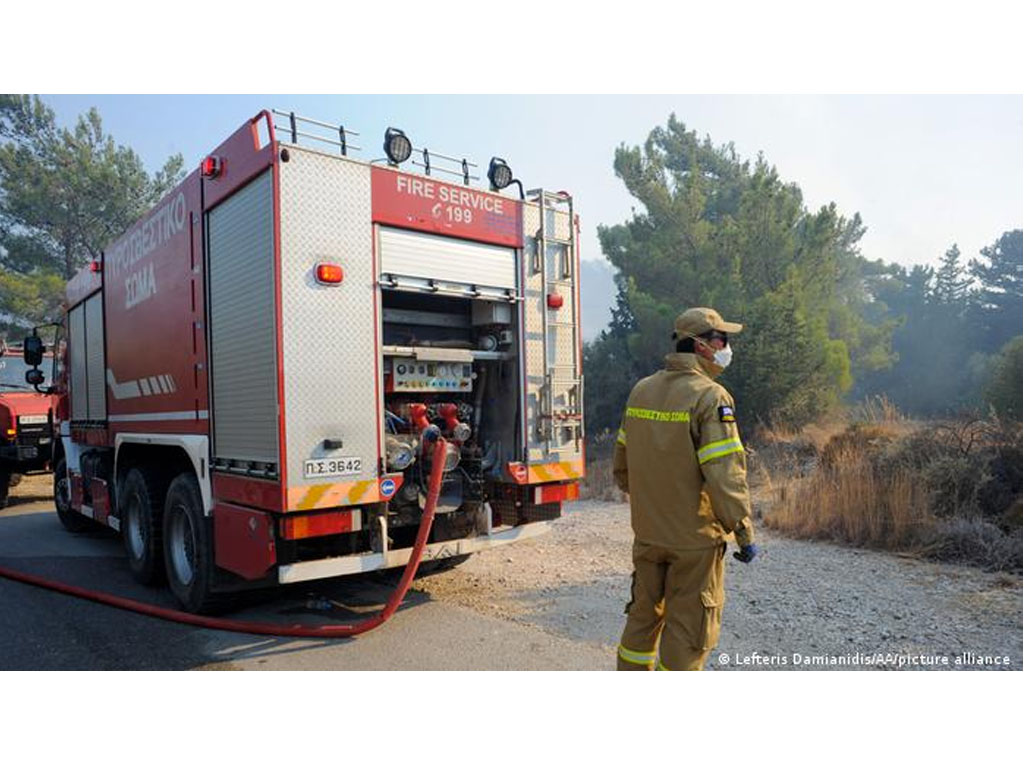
[[163, 472, 218, 614], [120, 467, 166, 585], [0, 469, 9, 509], [54, 457, 92, 533]]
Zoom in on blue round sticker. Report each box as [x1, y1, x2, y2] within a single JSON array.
[[380, 478, 396, 498]]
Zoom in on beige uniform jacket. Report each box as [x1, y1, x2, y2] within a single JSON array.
[[613, 353, 755, 550]]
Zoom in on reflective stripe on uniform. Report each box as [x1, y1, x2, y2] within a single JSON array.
[[697, 436, 744, 464], [617, 644, 657, 665], [617, 428, 627, 446], [656, 660, 671, 671], [625, 407, 691, 423]]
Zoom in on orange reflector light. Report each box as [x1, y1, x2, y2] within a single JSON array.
[[547, 293, 564, 309], [200, 155, 223, 178], [534, 482, 580, 505], [5, 428, 16, 437], [315, 263, 344, 284], [280, 510, 355, 540]]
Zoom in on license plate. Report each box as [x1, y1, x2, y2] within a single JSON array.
[[303, 457, 362, 479], [18, 415, 48, 425]]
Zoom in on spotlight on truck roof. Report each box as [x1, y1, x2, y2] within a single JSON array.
[[383, 127, 412, 165], [487, 157, 513, 191]]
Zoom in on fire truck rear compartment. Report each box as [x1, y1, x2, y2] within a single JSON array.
[[379, 287, 521, 541]]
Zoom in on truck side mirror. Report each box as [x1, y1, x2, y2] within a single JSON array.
[[26, 369, 45, 386], [23, 334, 45, 367]]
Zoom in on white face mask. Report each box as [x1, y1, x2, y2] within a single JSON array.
[[687, 335, 733, 369], [713, 344, 733, 369]]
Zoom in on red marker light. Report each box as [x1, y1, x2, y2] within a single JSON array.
[[280, 510, 355, 540], [315, 263, 344, 284], [89, 260, 102, 273], [507, 462, 528, 484], [547, 293, 564, 309], [201, 155, 223, 178]]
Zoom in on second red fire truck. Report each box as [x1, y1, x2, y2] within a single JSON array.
[[23, 109, 585, 613]]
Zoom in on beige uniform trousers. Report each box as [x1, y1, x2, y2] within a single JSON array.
[[617, 541, 726, 671]]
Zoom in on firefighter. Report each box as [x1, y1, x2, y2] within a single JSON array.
[[612, 307, 758, 671]]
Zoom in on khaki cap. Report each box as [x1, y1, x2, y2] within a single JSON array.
[[673, 307, 743, 338]]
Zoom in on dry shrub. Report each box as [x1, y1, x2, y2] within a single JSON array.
[[580, 455, 627, 503], [849, 394, 905, 425], [764, 413, 1023, 572], [920, 517, 1023, 572]]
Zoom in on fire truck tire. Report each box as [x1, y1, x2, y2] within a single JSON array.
[[0, 469, 9, 509], [120, 467, 166, 585], [53, 457, 92, 533], [163, 472, 219, 614]]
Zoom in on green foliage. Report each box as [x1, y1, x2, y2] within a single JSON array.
[[969, 230, 1023, 349], [583, 274, 641, 441], [0, 269, 65, 328], [587, 115, 894, 433], [852, 230, 1022, 417], [0, 94, 184, 335], [984, 336, 1022, 420], [933, 244, 972, 309]]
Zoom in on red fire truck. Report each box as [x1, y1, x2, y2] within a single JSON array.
[[0, 344, 56, 508], [23, 110, 584, 613]]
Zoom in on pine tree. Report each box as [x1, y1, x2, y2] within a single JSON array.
[[933, 244, 973, 309], [969, 230, 1023, 350], [0, 95, 184, 335], [585, 114, 894, 433]]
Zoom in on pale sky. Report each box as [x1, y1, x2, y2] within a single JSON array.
[[45, 95, 1023, 304]]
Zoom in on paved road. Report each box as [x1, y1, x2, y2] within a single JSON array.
[[0, 497, 611, 671]]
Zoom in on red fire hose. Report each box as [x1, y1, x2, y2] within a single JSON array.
[[0, 439, 449, 638]]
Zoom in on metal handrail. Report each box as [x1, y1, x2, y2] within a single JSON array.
[[409, 147, 479, 184], [272, 109, 495, 188], [410, 161, 480, 183], [271, 109, 361, 155]]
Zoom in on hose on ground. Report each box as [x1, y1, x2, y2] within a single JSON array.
[[0, 439, 449, 638]]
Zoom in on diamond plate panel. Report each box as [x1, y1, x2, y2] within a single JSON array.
[[279, 149, 379, 494]]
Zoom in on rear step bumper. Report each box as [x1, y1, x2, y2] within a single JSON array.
[[277, 521, 551, 584]]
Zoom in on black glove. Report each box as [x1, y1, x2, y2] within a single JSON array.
[[733, 544, 758, 563]]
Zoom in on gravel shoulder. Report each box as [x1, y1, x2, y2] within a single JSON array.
[[415, 500, 1023, 671]]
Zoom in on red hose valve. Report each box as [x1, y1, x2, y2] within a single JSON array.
[[438, 403, 471, 442], [409, 403, 431, 432]]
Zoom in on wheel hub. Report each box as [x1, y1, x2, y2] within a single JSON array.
[[55, 476, 69, 511], [126, 493, 145, 559], [169, 506, 196, 586]]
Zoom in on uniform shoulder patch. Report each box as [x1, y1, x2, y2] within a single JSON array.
[[718, 405, 736, 423]]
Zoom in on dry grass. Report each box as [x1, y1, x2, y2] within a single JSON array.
[[581, 397, 1022, 572], [764, 444, 932, 551], [757, 400, 1022, 572], [579, 455, 627, 503]]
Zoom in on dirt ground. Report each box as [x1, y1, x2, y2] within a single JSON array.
[[415, 500, 1023, 670], [3, 473, 51, 507], [7, 473, 1020, 670]]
